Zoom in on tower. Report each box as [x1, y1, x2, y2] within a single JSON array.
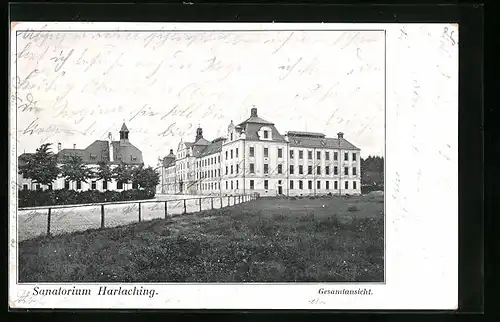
[[195, 125, 203, 141], [120, 123, 129, 141]]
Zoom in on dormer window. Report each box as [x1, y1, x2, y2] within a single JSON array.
[[117, 155, 123, 161], [90, 154, 97, 161], [259, 126, 273, 141], [263, 131, 269, 139]]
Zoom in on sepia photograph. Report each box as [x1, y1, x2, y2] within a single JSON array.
[[14, 27, 385, 284], [9, 19, 460, 310]]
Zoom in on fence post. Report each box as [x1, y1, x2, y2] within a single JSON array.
[[101, 204, 105, 228], [211, 197, 214, 209], [184, 199, 187, 214], [234, 196, 236, 205], [228, 196, 230, 206], [47, 208, 51, 236], [164, 201, 168, 219], [220, 197, 223, 208], [239, 195, 241, 203], [199, 198, 202, 212], [138, 202, 142, 222]]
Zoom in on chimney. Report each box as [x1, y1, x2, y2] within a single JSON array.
[[57, 142, 62, 152], [251, 107, 258, 117], [337, 132, 344, 139], [73, 144, 76, 149], [169, 149, 174, 155]]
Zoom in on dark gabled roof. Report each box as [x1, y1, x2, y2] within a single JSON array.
[[288, 136, 360, 150], [184, 142, 194, 148], [194, 138, 210, 146], [199, 140, 223, 158], [241, 122, 287, 143], [111, 140, 143, 165], [237, 116, 274, 127]]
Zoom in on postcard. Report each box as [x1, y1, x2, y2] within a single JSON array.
[[9, 22, 458, 310]]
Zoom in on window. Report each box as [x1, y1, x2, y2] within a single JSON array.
[[308, 166, 312, 175], [250, 163, 255, 173], [290, 150, 294, 158], [76, 181, 82, 190], [264, 148, 269, 157], [90, 154, 96, 161], [226, 181, 228, 189], [218, 169, 221, 177], [236, 180, 239, 189], [278, 148, 283, 158], [353, 167, 357, 176], [299, 165, 303, 174], [250, 180, 255, 189], [334, 152, 338, 161], [344, 167, 349, 176], [225, 151, 228, 159], [231, 165, 233, 174], [264, 164, 269, 174], [326, 181, 330, 189], [230, 133, 233, 140], [132, 182, 138, 189], [326, 166, 330, 175], [334, 181, 338, 189], [345, 181, 349, 189], [48, 184, 53, 191], [231, 150, 233, 159], [278, 164, 283, 174], [317, 180, 321, 189], [249, 147, 255, 157], [103, 181, 108, 190], [308, 151, 313, 159], [264, 180, 269, 190], [325, 152, 330, 160], [236, 148, 239, 157], [231, 181, 234, 190], [308, 180, 312, 189], [299, 150, 304, 159], [218, 155, 221, 163], [317, 166, 321, 175], [36, 184, 41, 191], [91, 181, 97, 190], [290, 165, 294, 175], [263, 130, 269, 139], [117, 181, 123, 189], [344, 152, 349, 161], [236, 164, 239, 174], [290, 180, 294, 189], [317, 151, 321, 159], [334, 166, 338, 175], [299, 180, 303, 189], [352, 153, 357, 162], [23, 184, 28, 190], [226, 166, 228, 175], [353, 181, 357, 189]]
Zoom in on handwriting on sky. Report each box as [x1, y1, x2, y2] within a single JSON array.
[[13, 30, 385, 165]]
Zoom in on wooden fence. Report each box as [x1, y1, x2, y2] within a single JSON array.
[[17, 193, 259, 240]]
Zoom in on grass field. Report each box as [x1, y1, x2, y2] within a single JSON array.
[[18, 193, 384, 283]]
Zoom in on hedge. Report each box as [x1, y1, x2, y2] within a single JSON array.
[[18, 189, 156, 208]]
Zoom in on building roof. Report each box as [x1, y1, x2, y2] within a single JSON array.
[[287, 131, 326, 138], [242, 122, 287, 142], [194, 137, 210, 146], [199, 140, 223, 158], [288, 136, 360, 150], [111, 140, 143, 165], [237, 115, 274, 126]]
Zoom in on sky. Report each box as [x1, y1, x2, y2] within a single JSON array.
[[13, 29, 385, 167]]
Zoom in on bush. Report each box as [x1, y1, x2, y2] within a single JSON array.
[[347, 205, 360, 212], [18, 188, 156, 208]]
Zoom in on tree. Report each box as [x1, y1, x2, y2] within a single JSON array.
[[18, 143, 60, 188], [361, 155, 384, 187], [134, 166, 160, 192], [94, 160, 114, 188], [113, 162, 133, 190], [60, 155, 93, 190]]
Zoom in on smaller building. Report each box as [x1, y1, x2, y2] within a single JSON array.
[[18, 123, 144, 192]]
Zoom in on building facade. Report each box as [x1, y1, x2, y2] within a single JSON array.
[[18, 123, 144, 192], [157, 108, 362, 196]]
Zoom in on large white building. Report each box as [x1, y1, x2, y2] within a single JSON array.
[[18, 123, 144, 192], [157, 108, 361, 197]]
